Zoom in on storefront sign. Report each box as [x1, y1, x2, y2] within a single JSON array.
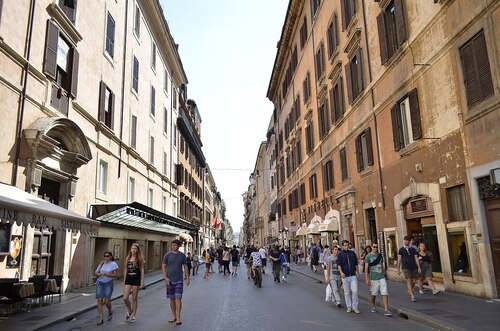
[[6, 235, 23, 268], [378, 231, 386, 267]]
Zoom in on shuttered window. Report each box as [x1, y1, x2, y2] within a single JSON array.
[[164, 107, 168, 134], [134, 4, 140, 37], [327, 14, 338, 58], [98, 81, 114, 130], [345, 48, 364, 104], [303, 72, 311, 103], [309, 174, 318, 199], [105, 12, 115, 58], [355, 127, 374, 172], [340, 147, 348, 181], [131, 115, 137, 149], [132, 56, 139, 92], [459, 30, 494, 108], [150, 86, 155, 116], [311, 0, 321, 18], [318, 100, 330, 139], [323, 160, 334, 191], [315, 43, 326, 79], [330, 77, 345, 124], [391, 89, 422, 151], [149, 136, 155, 164], [151, 42, 157, 70], [300, 183, 306, 205], [306, 120, 314, 154], [300, 16, 308, 49], [341, 0, 356, 30], [377, 0, 406, 65], [59, 0, 77, 23]]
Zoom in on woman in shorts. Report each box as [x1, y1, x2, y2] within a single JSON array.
[[123, 243, 145, 322], [95, 251, 118, 325], [417, 242, 440, 295]]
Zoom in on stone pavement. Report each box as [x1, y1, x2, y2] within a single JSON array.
[[290, 262, 500, 331], [0, 270, 165, 331]]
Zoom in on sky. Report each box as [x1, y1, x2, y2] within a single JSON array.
[[160, 1, 288, 231]]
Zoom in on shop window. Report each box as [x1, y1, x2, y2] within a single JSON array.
[[0, 224, 10, 252], [447, 184, 470, 221], [449, 231, 471, 276], [385, 231, 397, 267]]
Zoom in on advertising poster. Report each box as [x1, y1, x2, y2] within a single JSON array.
[[7, 235, 23, 268]]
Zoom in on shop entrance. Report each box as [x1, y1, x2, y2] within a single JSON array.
[[485, 197, 500, 296]]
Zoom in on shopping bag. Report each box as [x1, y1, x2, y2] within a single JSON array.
[[325, 284, 334, 302]]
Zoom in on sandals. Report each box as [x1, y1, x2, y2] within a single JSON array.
[[176, 321, 182, 325], [107, 311, 113, 321], [96, 319, 104, 325], [168, 319, 177, 323]]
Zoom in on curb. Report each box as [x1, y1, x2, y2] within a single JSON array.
[[31, 277, 164, 331], [290, 268, 457, 331]]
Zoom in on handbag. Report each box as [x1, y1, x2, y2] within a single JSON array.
[[325, 284, 334, 302], [92, 261, 104, 283]]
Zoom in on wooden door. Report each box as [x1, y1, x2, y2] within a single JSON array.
[[485, 198, 500, 296]]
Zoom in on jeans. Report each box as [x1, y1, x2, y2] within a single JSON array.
[[281, 264, 288, 278], [342, 275, 359, 309], [329, 279, 342, 304]]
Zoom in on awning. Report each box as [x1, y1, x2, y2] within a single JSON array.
[[91, 202, 197, 235], [319, 208, 340, 232], [0, 182, 99, 234], [179, 232, 193, 243], [306, 222, 320, 235], [296, 227, 307, 236]]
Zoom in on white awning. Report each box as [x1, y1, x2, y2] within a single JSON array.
[[0, 183, 99, 234], [179, 232, 194, 243], [296, 227, 307, 236], [306, 222, 320, 235], [318, 218, 339, 232]]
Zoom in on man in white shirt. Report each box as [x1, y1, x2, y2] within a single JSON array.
[[259, 246, 267, 274]]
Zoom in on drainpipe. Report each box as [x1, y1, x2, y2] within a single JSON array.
[[361, 0, 386, 210], [117, 0, 129, 178], [12, 0, 36, 187]]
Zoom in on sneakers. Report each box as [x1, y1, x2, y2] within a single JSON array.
[[410, 297, 417, 302], [432, 290, 440, 295], [384, 311, 392, 317], [336, 303, 342, 308], [419, 289, 424, 294], [353, 308, 360, 314], [346, 308, 352, 313], [370, 306, 376, 313]]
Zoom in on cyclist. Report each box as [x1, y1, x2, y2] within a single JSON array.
[[250, 247, 263, 287]]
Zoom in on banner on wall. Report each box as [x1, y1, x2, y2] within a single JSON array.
[[6, 235, 22, 268]]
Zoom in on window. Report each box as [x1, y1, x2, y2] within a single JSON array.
[[59, 0, 77, 23], [300, 183, 306, 205], [447, 184, 470, 221], [98, 81, 114, 129], [0, 223, 10, 252], [132, 56, 139, 93], [392, 89, 422, 150], [341, 0, 356, 29], [150, 86, 155, 116], [163, 151, 168, 175], [323, 160, 334, 191], [385, 231, 397, 267], [105, 12, 115, 58], [148, 188, 153, 207], [459, 30, 494, 107], [98, 160, 108, 194], [449, 231, 471, 276], [173, 125, 177, 147], [311, 0, 321, 18], [134, 4, 140, 38], [345, 48, 364, 104], [340, 147, 348, 181], [330, 77, 345, 124], [131, 115, 137, 149], [309, 174, 318, 199], [128, 177, 135, 203], [162, 196, 167, 213], [327, 14, 339, 58], [305, 120, 314, 154], [172, 87, 177, 109], [300, 16, 308, 49], [366, 208, 377, 244], [44, 21, 79, 115], [164, 70, 169, 93], [355, 127, 374, 172], [151, 42, 156, 70], [163, 107, 168, 134], [318, 101, 330, 139], [303, 72, 312, 103], [149, 136, 155, 164], [377, 0, 407, 65], [315, 43, 326, 79]]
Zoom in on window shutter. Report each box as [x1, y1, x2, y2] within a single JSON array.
[[70, 48, 79, 98], [340, 77, 346, 116], [474, 32, 494, 102], [460, 42, 480, 107], [98, 81, 105, 123], [341, 0, 347, 30], [345, 63, 353, 104], [357, 48, 364, 92], [408, 89, 422, 140], [355, 135, 362, 172], [334, 14, 338, 48], [365, 127, 374, 166], [394, 0, 407, 46], [330, 87, 337, 124], [391, 105, 402, 151], [377, 12, 389, 65], [110, 90, 115, 130], [44, 20, 59, 79]]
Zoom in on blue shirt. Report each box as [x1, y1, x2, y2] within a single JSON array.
[[337, 250, 358, 277], [163, 251, 187, 283]]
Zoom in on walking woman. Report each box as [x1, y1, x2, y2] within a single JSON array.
[[417, 242, 440, 295], [95, 251, 118, 325], [123, 243, 145, 323], [192, 250, 199, 276], [203, 249, 211, 279]]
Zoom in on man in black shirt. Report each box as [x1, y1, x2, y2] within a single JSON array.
[[397, 235, 421, 302]]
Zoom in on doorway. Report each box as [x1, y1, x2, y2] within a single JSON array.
[[485, 197, 500, 296]]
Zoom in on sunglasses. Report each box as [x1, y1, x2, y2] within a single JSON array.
[[372, 246, 378, 248], [104, 254, 110, 257]]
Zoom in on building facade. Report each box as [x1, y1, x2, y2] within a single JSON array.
[[265, 0, 500, 298]]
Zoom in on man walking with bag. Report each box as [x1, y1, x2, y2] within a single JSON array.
[[338, 240, 360, 313], [365, 242, 391, 316]]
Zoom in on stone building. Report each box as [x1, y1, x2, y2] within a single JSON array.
[[266, 0, 500, 298], [0, 0, 198, 289]]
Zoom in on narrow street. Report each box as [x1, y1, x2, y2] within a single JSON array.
[[48, 267, 431, 331]]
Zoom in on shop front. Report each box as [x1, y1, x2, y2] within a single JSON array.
[[319, 209, 340, 246]]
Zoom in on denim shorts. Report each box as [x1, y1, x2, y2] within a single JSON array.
[[96, 280, 114, 299]]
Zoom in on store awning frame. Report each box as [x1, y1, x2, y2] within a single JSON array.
[[296, 227, 307, 236], [0, 182, 99, 234], [319, 209, 340, 232]]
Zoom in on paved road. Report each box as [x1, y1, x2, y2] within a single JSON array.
[[47, 268, 433, 331]]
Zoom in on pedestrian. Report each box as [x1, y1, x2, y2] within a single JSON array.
[[325, 245, 342, 308], [217, 245, 224, 273], [456, 242, 468, 273], [231, 245, 240, 275], [311, 243, 319, 273], [365, 242, 392, 316], [322, 245, 330, 279], [338, 240, 360, 313], [417, 242, 440, 295], [410, 236, 418, 250], [222, 246, 231, 275], [259, 245, 268, 274], [94, 251, 118, 325], [186, 252, 192, 278], [359, 245, 372, 274], [250, 247, 263, 287], [209, 247, 216, 273], [203, 249, 211, 279], [245, 245, 254, 279], [397, 235, 421, 302], [279, 249, 289, 282], [192, 250, 199, 276], [296, 246, 301, 264], [269, 245, 281, 282], [162, 239, 190, 326], [123, 243, 145, 323]]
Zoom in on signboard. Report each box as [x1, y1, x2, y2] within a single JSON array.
[[6, 235, 23, 268], [378, 231, 386, 268]]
